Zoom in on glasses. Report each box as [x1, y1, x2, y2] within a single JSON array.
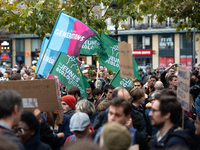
[[14, 128, 30, 135], [150, 108, 160, 113]]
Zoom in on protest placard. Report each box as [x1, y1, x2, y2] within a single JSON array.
[[177, 65, 190, 111], [118, 42, 134, 79], [0, 79, 61, 112]]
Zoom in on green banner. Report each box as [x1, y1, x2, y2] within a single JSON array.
[[99, 32, 120, 73], [49, 53, 90, 98], [110, 58, 140, 88]]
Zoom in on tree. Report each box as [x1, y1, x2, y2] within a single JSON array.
[[143, 0, 200, 34], [0, 0, 145, 39]]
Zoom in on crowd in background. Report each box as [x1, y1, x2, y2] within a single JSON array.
[[0, 62, 200, 150]]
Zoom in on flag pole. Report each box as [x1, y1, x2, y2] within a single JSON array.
[[121, 77, 125, 98], [33, 48, 47, 80], [96, 60, 99, 88]]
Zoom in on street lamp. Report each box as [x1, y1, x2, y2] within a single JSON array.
[[111, 0, 118, 40]]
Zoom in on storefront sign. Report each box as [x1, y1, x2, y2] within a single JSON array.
[[0, 52, 10, 59], [16, 56, 24, 62], [159, 37, 174, 48], [133, 49, 153, 56]]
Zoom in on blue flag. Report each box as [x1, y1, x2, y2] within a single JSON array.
[[36, 38, 60, 77]]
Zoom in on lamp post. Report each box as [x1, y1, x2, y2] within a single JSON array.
[[111, 0, 118, 40]]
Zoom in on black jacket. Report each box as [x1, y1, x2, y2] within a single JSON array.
[[151, 125, 197, 150], [160, 70, 169, 88], [93, 109, 108, 130], [131, 104, 151, 138]]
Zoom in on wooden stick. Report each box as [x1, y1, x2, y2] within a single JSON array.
[[33, 48, 47, 80], [121, 77, 125, 98], [96, 60, 99, 88], [182, 109, 184, 130]]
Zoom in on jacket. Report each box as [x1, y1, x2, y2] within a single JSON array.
[[24, 131, 52, 150], [131, 104, 149, 138], [151, 125, 197, 150], [90, 112, 99, 127], [0, 121, 25, 150], [93, 109, 108, 130], [42, 113, 72, 150], [160, 70, 169, 88]]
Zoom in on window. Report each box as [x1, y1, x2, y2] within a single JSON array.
[[16, 39, 24, 52], [180, 34, 192, 49], [31, 39, 42, 52]]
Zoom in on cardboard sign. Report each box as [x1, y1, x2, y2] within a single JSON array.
[[177, 65, 190, 111], [0, 79, 62, 112], [118, 42, 134, 79]]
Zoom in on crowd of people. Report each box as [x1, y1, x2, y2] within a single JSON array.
[[0, 62, 200, 150]]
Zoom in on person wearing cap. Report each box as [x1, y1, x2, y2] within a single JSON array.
[[100, 122, 131, 150], [12, 68, 18, 74], [84, 65, 89, 70], [61, 95, 76, 119], [64, 112, 94, 145], [82, 70, 91, 81], [32, 60, 37, 66]]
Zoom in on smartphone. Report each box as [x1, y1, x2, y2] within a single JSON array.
[[174, 64, 178, 67]]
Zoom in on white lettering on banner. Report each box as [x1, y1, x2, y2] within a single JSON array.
[[105, 55, 120, 68], [55, 62, 85, 94], [142, 51, 150, 54], [159, 37, 174, 47], [111, 45, 119, 56], [82, 40, 102, 50], [54, 29, 85, 41], [44, 55, 55, 64]]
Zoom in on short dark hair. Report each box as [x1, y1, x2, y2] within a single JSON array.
[[168, 75, 177, 82], [150, 75, 158, 81], [10, 73, 21, 80], [154, 89, 182, 124], [68, 86, 80, 97], [21, 111, 40, 134], [0, 90, 22, 119], [92, 88, 103, 96], [88, 81, 95, 91], [104, 84, 115, 94], [134, 79, 144, 87], [110, 97, 132, 116]]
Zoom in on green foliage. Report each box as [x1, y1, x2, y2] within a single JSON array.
[[0, 0, 145, 39]]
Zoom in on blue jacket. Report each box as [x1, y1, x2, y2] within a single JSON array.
[[42, 113, 72, 150], [195, 94, 200, 116], [151, 125, 196, 150]]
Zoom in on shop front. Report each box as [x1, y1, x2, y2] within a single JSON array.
[[159, 34, 174, 69], [0, 40, 12, 68]]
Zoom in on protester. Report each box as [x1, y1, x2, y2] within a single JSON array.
[[168, 75, 178, 90], [101, 72, 110, 91], [12, 68, 18, 74], [100, 122, 131, 150], [65, 112, 93, 144], [143, 66, 153, 84], [0, 90, 25, 150], [149, 89, 196, 149], [134, 79, 144, 89], [42, 110, 72, 150], [61, 95, 76, 119], [68, 86, 87, 102], [130, 88, 151, 137], [14, 111, 52, 150], [86, 81, 95, 103], [92, 88, 103, 106], [96, 100, 110, 113], [10, 73, 22, 80], [76, 100, 98, 126], [3, 71, 10, 80], [94, 97, 148, 150]]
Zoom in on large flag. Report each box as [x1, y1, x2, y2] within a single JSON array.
[[99, 32, 120, 73], [47, 12, 97, 55], [110, 58, 140, 88], [35, 38, 60, 77], [49, 53, 90, 97]]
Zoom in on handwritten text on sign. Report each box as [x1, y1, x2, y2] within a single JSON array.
[[177, 65, 190, 111], [118, 42, 134, 79]]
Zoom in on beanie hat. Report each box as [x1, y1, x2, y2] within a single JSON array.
[[61, 95, 76, 109], [101, 122, 131, 150]]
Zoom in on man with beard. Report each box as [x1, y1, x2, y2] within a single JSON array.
[[149, 90, 196, 150]]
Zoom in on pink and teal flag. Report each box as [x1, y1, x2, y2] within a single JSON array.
[[47, 12, 97, 56]]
